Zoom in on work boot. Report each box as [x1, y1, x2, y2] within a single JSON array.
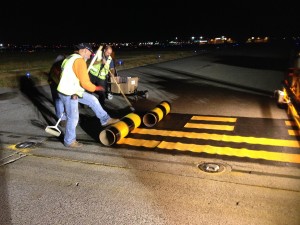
[[103, 118, 120, 127], [65, 141, 83, 148]]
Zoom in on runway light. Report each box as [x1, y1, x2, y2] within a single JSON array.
[[118, 59, 123, 65]]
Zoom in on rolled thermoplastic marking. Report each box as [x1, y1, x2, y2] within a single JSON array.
[[142, 101, 171, 127], [99, 113, 141, 146]]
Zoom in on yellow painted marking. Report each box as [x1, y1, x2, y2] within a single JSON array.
[[157, 141, 300, 164], [285, 120, 296, 126], [288, 129, 300, 136], [117, 138, 160, 147], [8, 144, 18, 150], [191, 116, 237, 122], [131, 128, 300, 148], [6, 145, 33, 154], [184, 123, 234, 131], [117, 138, 300, 163]]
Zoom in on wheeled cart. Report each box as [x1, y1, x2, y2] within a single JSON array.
[[107, 76, 149, 101]]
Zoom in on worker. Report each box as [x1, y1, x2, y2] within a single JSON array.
[[57, 43, 119, 148], [48, 54, 66, 127], [89, 44, 116, 106]]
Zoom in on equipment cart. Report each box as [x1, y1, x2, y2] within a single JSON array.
[[107, 76, 149, 101]]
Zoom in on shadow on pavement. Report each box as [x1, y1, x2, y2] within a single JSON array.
[[19, 75, 64, 143], [19, 75, 56, 126], [0, 140, 13, 225]]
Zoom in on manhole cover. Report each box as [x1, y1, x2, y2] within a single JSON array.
[[198, 162, 226, 173], [16, 141, 37, 149]]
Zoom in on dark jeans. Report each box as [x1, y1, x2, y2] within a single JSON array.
[[89, 74, 108, 106]]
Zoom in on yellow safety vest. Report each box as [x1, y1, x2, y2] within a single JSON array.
[[89, 56, 112, 80], [57, 54, 85, 97]]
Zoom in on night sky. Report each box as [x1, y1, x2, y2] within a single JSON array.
[[1, 1, 300, 45]]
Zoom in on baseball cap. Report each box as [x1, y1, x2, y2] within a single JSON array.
[[75, 43, 94, 54]]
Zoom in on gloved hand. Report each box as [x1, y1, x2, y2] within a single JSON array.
[[95, 85, 104, 91]]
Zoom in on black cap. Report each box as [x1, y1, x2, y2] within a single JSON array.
[[75, 43, 94, 53]]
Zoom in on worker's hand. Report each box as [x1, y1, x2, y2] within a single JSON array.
[[95, 85, 104, 91]]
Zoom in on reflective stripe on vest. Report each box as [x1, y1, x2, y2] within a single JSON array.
[[57, 54, 85, 97], [89, 56, 112, 80]]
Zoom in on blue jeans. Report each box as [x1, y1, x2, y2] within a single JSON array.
[[78, 92, 111, 125], [54, 98, 65, 120], [50, 82, 66, 120], [58, 92, 111, 146]]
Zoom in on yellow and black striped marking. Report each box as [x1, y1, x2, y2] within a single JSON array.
[[99, 113, 141, 146], [142, 101, 171, 127], [116, 113, 300, 165], [285, 120, 300, 137]]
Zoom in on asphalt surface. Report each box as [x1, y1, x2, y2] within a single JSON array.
[[1, 44, 300, 225]]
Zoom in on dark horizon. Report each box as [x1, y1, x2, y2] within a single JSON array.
[[2, 2, 300, 45]]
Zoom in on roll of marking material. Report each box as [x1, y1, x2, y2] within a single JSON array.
[[99, 113, 141, 146], [142, 101, 171, 127]]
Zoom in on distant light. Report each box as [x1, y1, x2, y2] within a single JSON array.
[[26, 72, 30, 78], [118, 60, 123, 65]]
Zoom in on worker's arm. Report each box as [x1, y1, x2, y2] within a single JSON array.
[[73, 58, 99, 92], [108, 60, 116, 76]]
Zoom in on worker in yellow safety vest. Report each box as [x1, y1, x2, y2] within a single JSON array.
[[57, 43, 119, 148], [89, 44, 116, 106]]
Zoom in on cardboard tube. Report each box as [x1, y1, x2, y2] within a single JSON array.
[[99, 113, 141, 146], [142, 101, 171, 127]]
